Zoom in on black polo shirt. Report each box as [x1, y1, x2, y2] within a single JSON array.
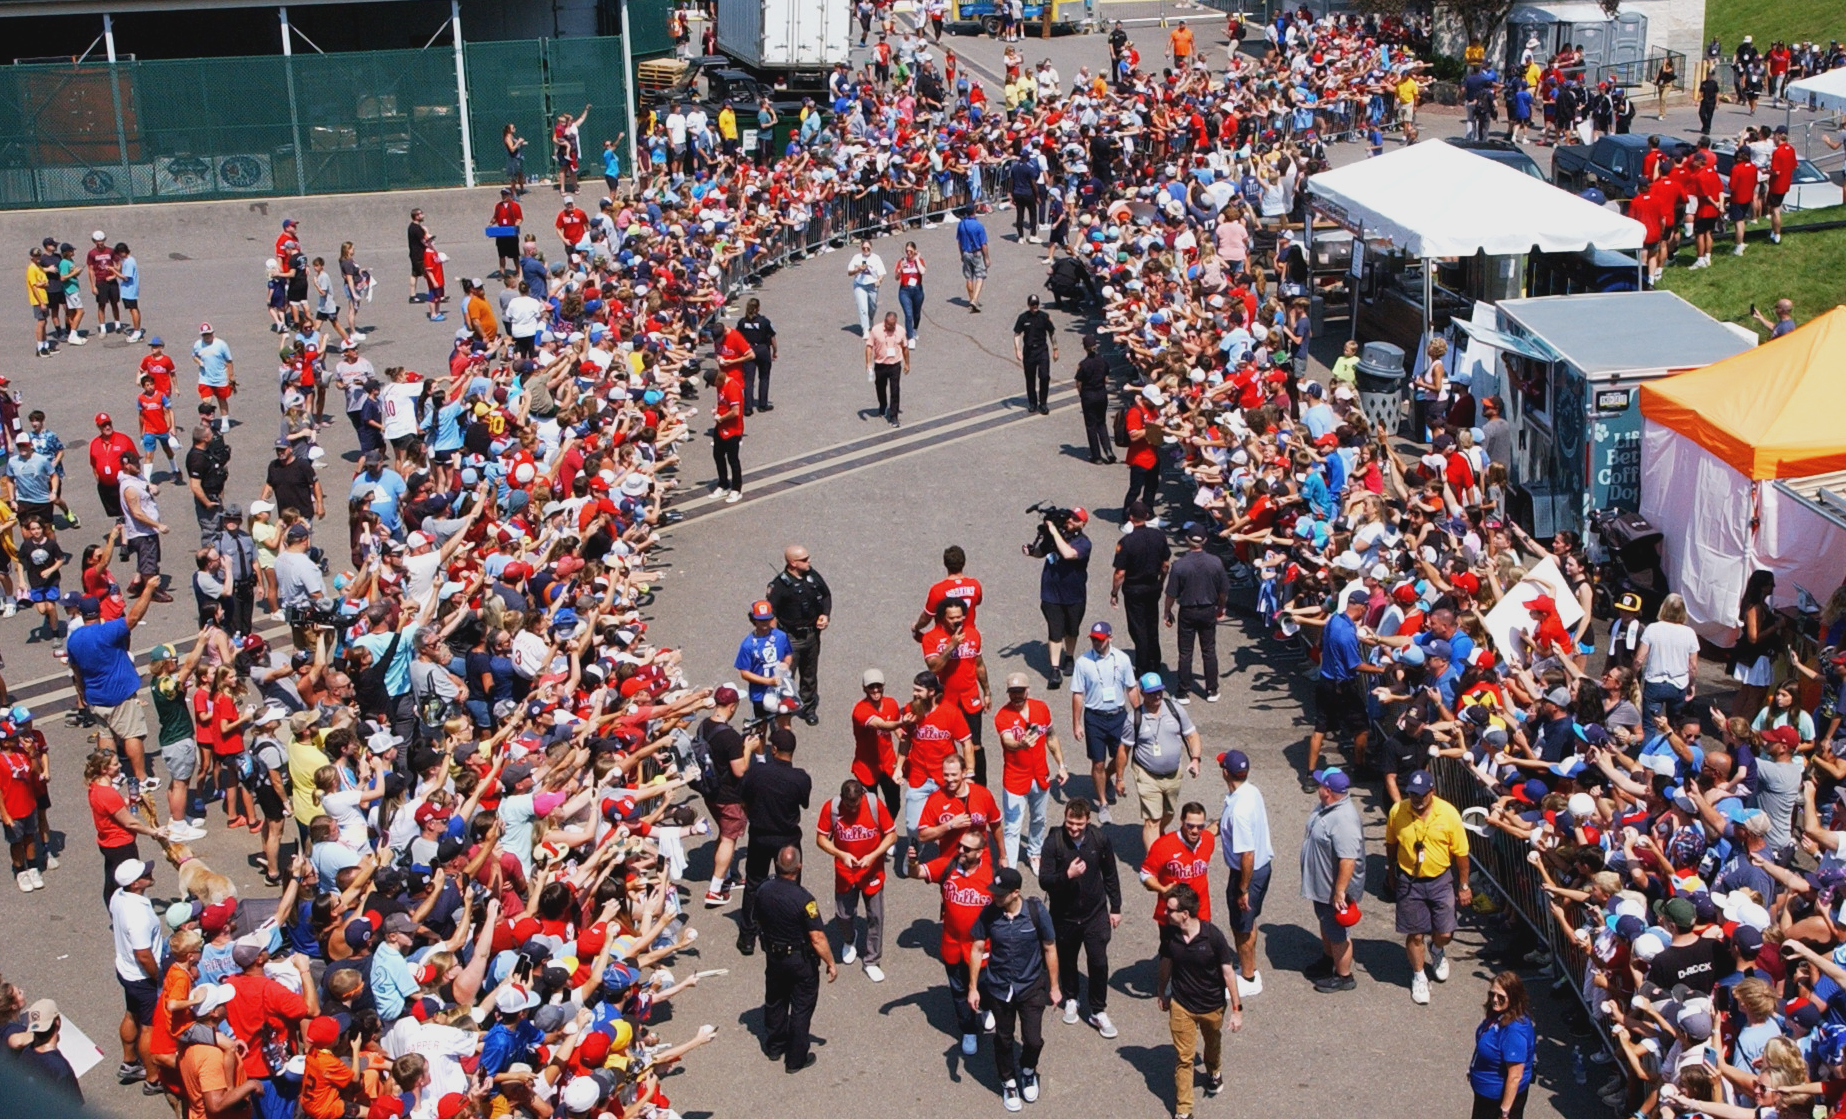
[[740, 755, 811, 842], [1013, 309, 1056, 357], [1160, 920, 1235, 1013], [1114, 525, 1171, 589]]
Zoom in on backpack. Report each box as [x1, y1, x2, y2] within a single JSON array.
[[1112, 394, 1138, 448], [412, 663, 459, 740], [684, 720, 722, 798]]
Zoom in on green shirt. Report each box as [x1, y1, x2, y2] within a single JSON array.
[[151, 673, 195, 748]]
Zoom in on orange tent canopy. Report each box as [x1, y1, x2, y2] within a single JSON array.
[[1639, 305, 1846, 481]]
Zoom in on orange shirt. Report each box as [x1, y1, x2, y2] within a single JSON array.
[[1171, 26, 1194, 57], [150, 964, 195, 1058], [180, 1042, 253, 1119], [299, 1048, 359, 1119]]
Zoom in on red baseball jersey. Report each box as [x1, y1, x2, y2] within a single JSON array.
[[1141, 829, 1217, 923]]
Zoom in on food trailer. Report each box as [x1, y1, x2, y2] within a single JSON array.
[[1454, 290, 1756, 535]]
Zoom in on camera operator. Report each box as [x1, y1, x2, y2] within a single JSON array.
[[1024, 506, 1092, 690], [275, 521, 330, 649]]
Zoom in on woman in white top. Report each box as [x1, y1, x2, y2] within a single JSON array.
[[312, 760, 384, 851], [1635, 593, 1700, 726]]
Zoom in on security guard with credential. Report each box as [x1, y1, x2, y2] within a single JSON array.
[[757, 844, 837, 1074], [766, 544, 832, 725]]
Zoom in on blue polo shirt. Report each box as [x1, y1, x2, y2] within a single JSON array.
[[1320, 611, 1362, 682], [956, 216, 989, 254], [68, 618, 141, 706]]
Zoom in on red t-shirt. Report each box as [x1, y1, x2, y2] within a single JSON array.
[[922, 622, 984, 713], [223, 973, 310, 1078], [0, 746, 38, 819], [993, 698, 1054, 795], [1693, 168, 1725, 219], [87, 245, 115, 287], [1125, 402, 1159, 470], [1769, 143, 1797, 194], [556, 209, 589, 245], [139, 353, 177, 396], [137, 392, 172, 436], [89, 431, 136, 483], [903, 702, 969, 788], [817, 795, 895, 896], [925, 575, 983, 624], [1141, 830, 1216, 923], [920, 782, 1000, 853], [716, 372, 745, 439], [717, 327, 753, 370], [1628, 190, 1662, 243], [493, 199, 524, 228], [1729, 159, 1759, 204], [921, 848, 993, 965], [90, 781, 133, 847], [851, 696, 901, 786]]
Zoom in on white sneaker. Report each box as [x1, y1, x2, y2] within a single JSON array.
[[1002, 1081, 1022, 1112], [44, 854, 57, 870], [68, 333, 86, 345], [1235, 971, 1263, 998], [1062, 998, 1080, 1024], [1020, 1070, 1040, 1103], [1411, 973, 1431, 1005], [1432, 949, 1450, 982], [1096, 804, 1112, 825], [864, 963, 885, 983], [15, 870, 30, 892], [724, 491, 742, 504], [983, 1009, 995, 1032], [1, 603, 13, 618], [841, 943, 858, 965], [1028, 235, 1042, 244], [141, 776, 162, 792], [1733, 244, 1746, 256], [961, 1033, 978, 1055], [1087, 1011, 1117, 1038], [25, 868, 43, 889], [906, 337, 916, 349]]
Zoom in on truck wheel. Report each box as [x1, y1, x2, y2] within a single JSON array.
[[982, 15, 1000, 35]]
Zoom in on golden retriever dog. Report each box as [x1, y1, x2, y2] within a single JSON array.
[[157, 837, 237, 905]]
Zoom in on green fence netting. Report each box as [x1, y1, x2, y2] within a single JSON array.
[[0, 34, 641, 210]]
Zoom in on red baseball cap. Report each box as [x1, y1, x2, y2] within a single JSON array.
[[94, 412, 113, 427], [749, 599, 775, 620], [436, 1093, 469, 1119], [306, 1015, 341, 1047], [1452, 572, 1481, 595], [1334, 900, 1363, 928]]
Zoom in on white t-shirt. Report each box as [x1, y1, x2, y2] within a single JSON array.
[[320, 788, 369, 849], [1220, 782, 1275, 872], [1640, 620, 1699, 688], [505, 295, 546, 339], [111, 888, 167, 981], [383, 1018, 475, 1105], [380, 380, 426, 441], [848, 252, 885, 289]]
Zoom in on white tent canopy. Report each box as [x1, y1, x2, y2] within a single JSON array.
[[1306, 139, 1646, 258], [1788, 66, 1846, 111]]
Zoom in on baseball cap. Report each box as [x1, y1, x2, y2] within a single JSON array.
[[1423, 638, 1453, 661], [382, 912, 418, 936], [1139, 672, 1165, 693], [1544, 687, 1572, 707], [201, 899, 238, 934], [25, 999, 59, 1033], [1314, 767, 1351, 794], [1090, 621, 1113, 638], [198, 322, 214, 334], [1005, 672, 1030, 690], [114, 858, 154, 887], [749, 599, 775, 620], [1217, 749, 1250, 775], [1615, 592, 1643, 613], [992, 866, 1024, 893], [1404, 770, 1435, 797], [94, 412, 112, 427], [146, 336, 164, 347], [1654, 895, 1697, 930], [861, 669, 885, 688]]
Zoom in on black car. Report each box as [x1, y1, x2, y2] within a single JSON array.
[[1443, 137, 1548, 182]]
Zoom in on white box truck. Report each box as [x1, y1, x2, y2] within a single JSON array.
[[715, 0, 850, 77]]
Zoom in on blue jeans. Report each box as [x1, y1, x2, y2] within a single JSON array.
[[1642, 679, 1687, 726], [1002, 783, 1049, 864], [898, 778, 940, 877], [853, 285, 880, 335], [897, 283, 924, 339]]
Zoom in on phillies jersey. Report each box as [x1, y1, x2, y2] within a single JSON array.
[[920, 782, 1000, 855], [1141, 829, 1217, 923], [925, 575, 984, 623], [994, 698, 1054, 795], [921, 848, 994, 965], [902, 702, 968, 789], [817, 795, 895, 896]]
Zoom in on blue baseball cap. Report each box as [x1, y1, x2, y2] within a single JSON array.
[[1139, 672, 1165, 693], [146, 335, 164, 347], [1314, 767, 1351, 794]]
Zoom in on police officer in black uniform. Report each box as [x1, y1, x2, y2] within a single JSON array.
[[1013, 294, 1058, 415], [765, 545, 831, 726], [739, 728, 812, 956], [1073, 335, 1115, 464], [737, 297, 778, 414], [756, 844, 837, 1073], [1111, 500, 1171, 678]]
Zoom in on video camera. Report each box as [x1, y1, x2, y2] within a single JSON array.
[[1024, 501, 1082, 559]]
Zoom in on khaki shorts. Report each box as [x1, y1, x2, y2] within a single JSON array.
[[93, 697, 150, 743], [1133, 765, 1182, 824]]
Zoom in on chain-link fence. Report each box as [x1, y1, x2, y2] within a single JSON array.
[[0, 35, 642, 210]]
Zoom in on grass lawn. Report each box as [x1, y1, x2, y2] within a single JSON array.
[[1703, 0, 1844, 54], [1656, 204, 1846, 334]]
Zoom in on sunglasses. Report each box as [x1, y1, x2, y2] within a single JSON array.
[[957, 844, 982, 854]]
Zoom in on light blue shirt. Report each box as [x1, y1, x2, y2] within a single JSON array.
[[7, 452, 55, 504], [370, 942, 417, 1022], [192, 337, 233, 387], [1219, 781, 1275, 872], [118, 255, 140, 300], [1070, 646, 1135, 711], [356, 624, 419, 697], [350, 467, 407, 532]]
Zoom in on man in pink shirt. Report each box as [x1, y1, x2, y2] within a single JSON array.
[[865, 310, 910, 428]]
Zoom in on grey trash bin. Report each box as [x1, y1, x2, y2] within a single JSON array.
[[1354, 341, 1406, 436]]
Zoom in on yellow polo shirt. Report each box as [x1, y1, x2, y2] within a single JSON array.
[[1385, 795, 1469, 876]]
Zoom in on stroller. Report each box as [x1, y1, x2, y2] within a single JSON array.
[[1586, 508, 1667, 621]]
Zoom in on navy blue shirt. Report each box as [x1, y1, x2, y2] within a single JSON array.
[[1040, 534, 1092, 606], [970, 897, 1055, 999]]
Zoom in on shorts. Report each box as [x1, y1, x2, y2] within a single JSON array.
[[1313, 900, 1353, 945], [1396, 100, 1414, 123], [254, 782, 286, 821], [1644, 239, 1662, 252], [1080, 706, 1126, 764], [198, 384, 233, 400], [31, 306, 47, 322], [713, 801, 747, 841], [124, 298, 139, 310], [1394, 874, 1459, 936], [410, 253, 427, 277], [120, 973, 159, 1026], [27, 583, 60, 603], [95, 279, 119, 303], [63, 290, 83, 310], [1693, 215, 1719, 235], [3, 818, 32, 844], [141, 432, 177, 455], [1727, 201, 1752, 223], [1132, 765, 1182, 823], [1226, 862, 1272, 935], [1313, 676, 1365, 734], [93, 696, 150, 743], [960, 250, 988, 280], [1040, 600, 1085, 643], [1767, 191, 1788, 209], [128, 533, 160, 577], [162, 737, 200, 784]]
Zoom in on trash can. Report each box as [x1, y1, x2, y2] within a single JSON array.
[[1354, 341, 1406, 437]]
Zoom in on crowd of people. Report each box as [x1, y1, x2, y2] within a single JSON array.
[[5, 7, 1846, 1119]]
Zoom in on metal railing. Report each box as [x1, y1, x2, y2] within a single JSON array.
[[1594, 49, 1685, 91]]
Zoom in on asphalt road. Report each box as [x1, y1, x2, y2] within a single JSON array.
[[0, 23, 1758, 1118]]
